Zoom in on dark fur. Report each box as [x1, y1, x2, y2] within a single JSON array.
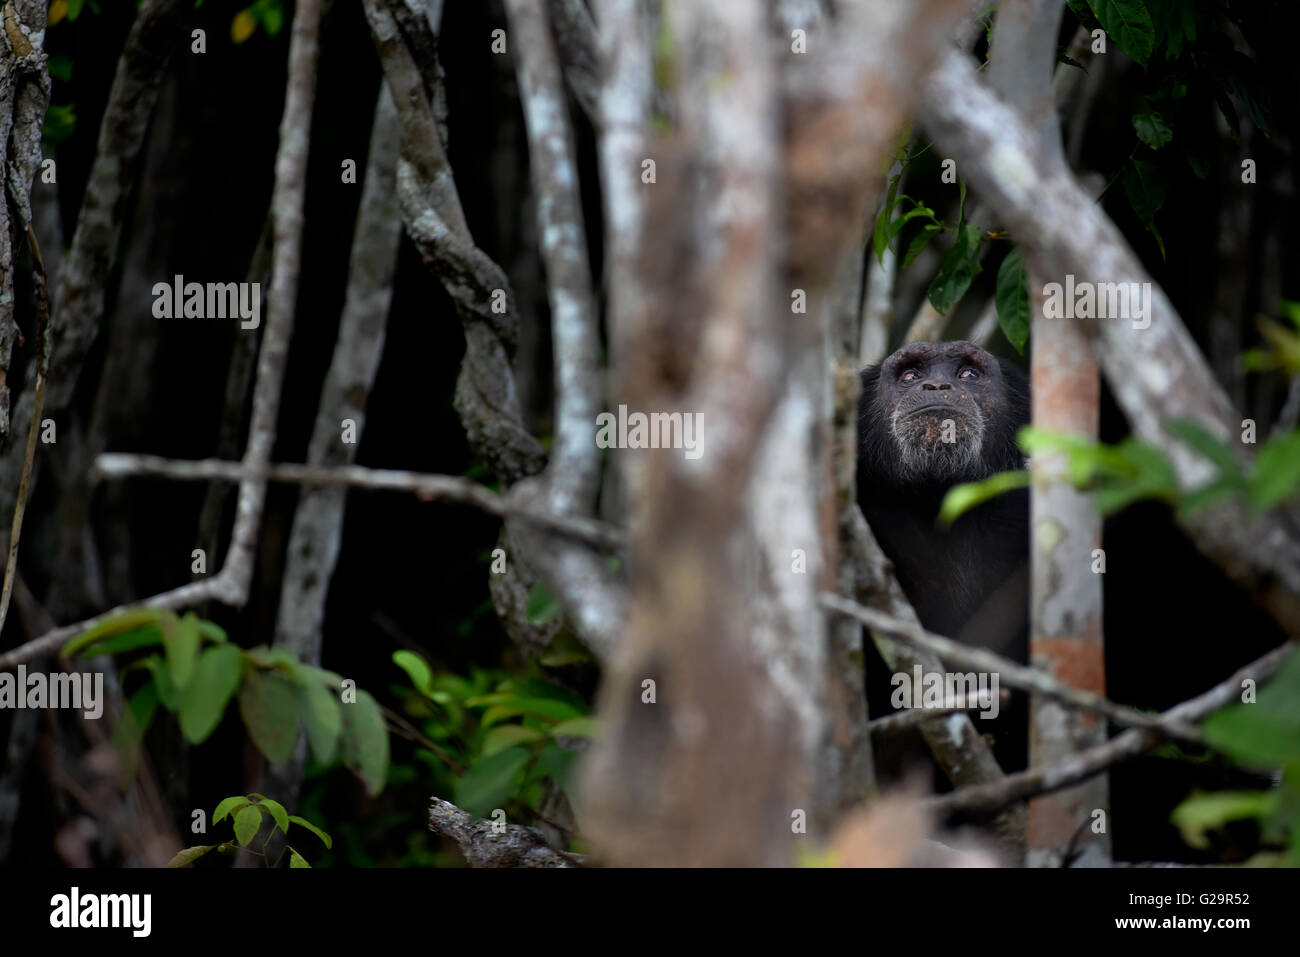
[[857, 341, 1031, 659]]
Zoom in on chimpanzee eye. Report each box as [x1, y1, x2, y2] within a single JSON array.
[[900, 369, 919, 383], [958, 367, 979, 380]]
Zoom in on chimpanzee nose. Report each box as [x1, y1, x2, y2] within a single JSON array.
[[922, 382, 951, 390]]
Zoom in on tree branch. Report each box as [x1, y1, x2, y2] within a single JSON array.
[[90, 453, 624, 551], [926, 641, 1296, 818], [822, 593, 1201, 742]]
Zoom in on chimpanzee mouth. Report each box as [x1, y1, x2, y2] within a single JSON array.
[[902, 404, 963, 420]]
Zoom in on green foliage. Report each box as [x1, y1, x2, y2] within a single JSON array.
[[870, 145, 951, 276], [42, 104, 77, 149], [232, 0, 285, 44], [392, 651, 594, 826], [1089, 0, 1156, 67], [47, 0, 102, 26], [994, 248, 1029, 354], [1062, 1, 1275, 261], [927, 221, 983, 317], [1122, 158, 1167, 259], [1132, 112, 1173, 149], [1243, 301, 1300, 376], [47, 55, 73, 83], [525, 583, 562, 624], [937, 469, 1030, 528], [168, 793, 332, 868], [1172, 650, 1300, 864], [64, 611, 389, 796], [940, 420, 1300, 525]]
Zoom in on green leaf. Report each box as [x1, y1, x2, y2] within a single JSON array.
[[112, 682, 159, 787], [939, 471, 1031, 526], [534, 743, 577, 790], [1056, 48, 1086, 72], [63, 609, 165, 659], [1090, 0, 1155, 67], [144, 654, 181, 711], [75, 626, 164, 660], [1203, 655, 1300, 767], [298, 676, 342, 764], [525, 584, 562, 624], [166, 845, 216, 868], [1165, 420, 1247, 486], [1176, 480, 1240, 519], [296, 663, 345, 689], [902, 225, 941, 269], [243, 646, 300, 672], [198, 620, 228, 643], [872, 172, 903, 264], [1066, 0, 1100, 30], [1122, 158, 1167, 258], [42, 103, 77, 147], [289, 848, 310, 868], [1201, 707, 1294, 764], [163, 612, 202, 690], [213, 796, 249, 825], [496, 676, 590, 711], [392, 650, 435, 697], [239, 668, 300, 765], [338, 690, 389, 797], [233, 805, 263, 846], [927, 222, 983, 316], [550, 717, 599, 739], [287, 815, 333, 850], [886, 206, 938, 243], [994, 248, 1030, 354], [464, 694, 583, 723], [1171, 791, 1281, 849], [47, 55, 73, 82], [254, 0, 285, 35], [178, 644, 243, 744], [455, 746, 532, 817], [1132, 112, 1172, 149], [248, 794, 289, 835], [1249, 433, 1300, 511], [482, 724, 545, 756], [539, 631, 594, 667]]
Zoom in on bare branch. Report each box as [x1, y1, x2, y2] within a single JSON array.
[[821, 594, 1201, 742], [0, 0, 50, 435], [272, 84, 401, 668], [90, 453, 624, 551], [220, 0, 324, 605], [545, 0, 600, 122], [926, 641, 1296, 818], [503, 0, 625, 661], [365, 0, 546, 484], [428, 797, 577, 867], [0, 578, 226, 671], [0, 217, 50, 636]]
